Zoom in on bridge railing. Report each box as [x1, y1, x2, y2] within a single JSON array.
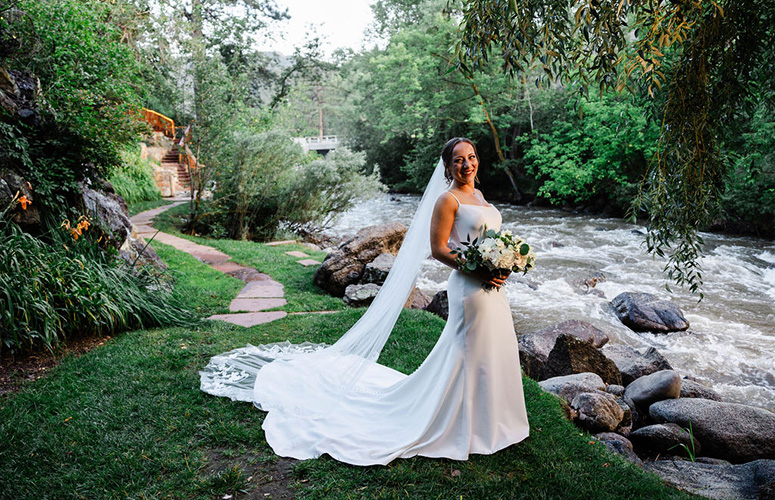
[[294, 135, 341, 152]]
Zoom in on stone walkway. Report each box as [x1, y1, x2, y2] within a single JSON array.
[[130, 199, 321, 327]]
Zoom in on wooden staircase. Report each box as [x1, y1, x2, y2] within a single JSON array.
[[161, 146, 190, 188]]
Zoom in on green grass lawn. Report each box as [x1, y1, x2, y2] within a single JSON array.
[[0, 208, 696, 500]]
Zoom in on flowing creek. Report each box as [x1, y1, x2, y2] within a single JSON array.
[[324, 194, 775, 412]]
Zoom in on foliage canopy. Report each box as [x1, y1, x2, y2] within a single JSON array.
[[455, 0, 775, 295]]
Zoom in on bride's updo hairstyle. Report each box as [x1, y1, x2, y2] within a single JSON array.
[[441, 137, 478, 183]]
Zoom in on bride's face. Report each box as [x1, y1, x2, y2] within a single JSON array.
[[449, 142, 478, 187]]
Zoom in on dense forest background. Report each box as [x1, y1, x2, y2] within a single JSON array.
[[1, 0, 773, 349]]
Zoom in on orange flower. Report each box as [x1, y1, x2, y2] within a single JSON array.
[[76, 218, 90, 233], [18, 195, 30, 210]]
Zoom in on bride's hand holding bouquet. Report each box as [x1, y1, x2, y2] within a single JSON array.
[[452, 227, 536, 290]]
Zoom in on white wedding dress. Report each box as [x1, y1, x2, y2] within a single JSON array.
[[200, 164, 529, 466]]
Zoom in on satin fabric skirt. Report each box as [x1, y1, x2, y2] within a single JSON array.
[[253, 269, 530, 465]]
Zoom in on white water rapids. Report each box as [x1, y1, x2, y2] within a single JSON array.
[[324, 194, 775, 412]]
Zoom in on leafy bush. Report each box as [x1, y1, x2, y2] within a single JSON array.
[[520, 93, 659, 212], [1, 0, 144, 211], [0, 200, 193, 354], [722, 106, 775, 235], [201, 130, 382, 241], [109, 147, 161, 204]]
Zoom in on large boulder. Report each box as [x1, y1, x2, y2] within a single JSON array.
[[624, 369, 682, 412], [650, 398, 775, 463], [611, 292, 689, 333], [538, 372, 606, 405], [602, 344, 673, 386], [540, 334, 622, 385], [644, 459, 775, 500], [313, 223, 406, 296], [424, 290, 449, 320], [679, 377, 723, 402], [629, 423, 702, 458], [405, 287, 431, 310], [81, 180, 133, 250], [571, 391, 624, 433], [519, 320, 609, 379], [343, 283, 381, 307], [360, 253, 395, 285]]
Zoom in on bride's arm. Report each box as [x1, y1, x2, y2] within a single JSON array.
[[430, 192, 459, 270]]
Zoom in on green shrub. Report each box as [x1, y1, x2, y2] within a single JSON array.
[[520, 93, 658, 212], [109, 147, 162, 204], [722, 106, 775, 235], [201, 130, 382, 241], [0, 201, 193, 354]]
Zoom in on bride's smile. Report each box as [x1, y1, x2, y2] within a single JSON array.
[[449, 142, 479, 187]]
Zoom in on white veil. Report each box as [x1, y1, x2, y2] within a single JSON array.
[[200, 159, 449, 414]]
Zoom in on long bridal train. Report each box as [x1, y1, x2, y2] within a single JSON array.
[[200, 160, 529, 465]]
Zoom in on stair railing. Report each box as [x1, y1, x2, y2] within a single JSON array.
[[178, 124, 201, 178], [140, 108, 175, 139]]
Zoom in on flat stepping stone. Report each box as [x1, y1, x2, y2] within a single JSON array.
[[285, 250, 311, 258], [228, 268, 273, 282], [150, 232, 231, 264], [297, 259, 322, 266], [211, 261, 247, 273], [229, 297, 287, 312], [266, 240, 296, 246], [208, 311, 287, 327], [236, 281, 285, 298], [131, 204, 292, 328]]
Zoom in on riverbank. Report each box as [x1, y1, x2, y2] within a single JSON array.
[[0, 210, 694, 499], [323, 193, 775, 412]]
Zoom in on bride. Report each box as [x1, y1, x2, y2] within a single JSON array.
[[200, 137, 530, 465]]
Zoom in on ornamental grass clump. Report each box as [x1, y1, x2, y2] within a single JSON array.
[[0, 196, 194, 354]]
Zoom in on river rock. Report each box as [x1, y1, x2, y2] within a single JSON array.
[[611, 292, 689, 333], [540, 334, 622, 385], [538, 372, 606, 405], [679, 377, 723, 401], [624, 370, 681, 412], [360, 253, 394, 285], [644, 459, 775, 500], [572, 391, 625, 433], [313, 223, 406, 296], [343, 283, 381, 307], [605, 384, 625, 397], [622, 395, 644, 429], [629, 423, 701, 458], [424, 290, 448, 320], [649, 398, 775, 463], [519, 320, 609, 379], [602, 344, 673, 386], [615, 397, 633, 436], [404, 287, 431, 310], [594, 432, 642, 465]]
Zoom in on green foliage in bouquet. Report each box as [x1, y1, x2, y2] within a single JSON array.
[[451, 227, 536, 278]]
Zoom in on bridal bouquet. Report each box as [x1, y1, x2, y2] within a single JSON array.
[[452, 228, 536, 289]]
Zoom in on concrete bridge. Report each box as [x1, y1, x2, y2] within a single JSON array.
[[293, 135, 341, 156]]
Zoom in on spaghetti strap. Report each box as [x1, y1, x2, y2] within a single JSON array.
[[447, 191, 461, 207]]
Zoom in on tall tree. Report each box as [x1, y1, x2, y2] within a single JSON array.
[[455, 0, 775, 296]]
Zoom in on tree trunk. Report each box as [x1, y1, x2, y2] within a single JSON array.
[[471, 81, 522, 201]]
